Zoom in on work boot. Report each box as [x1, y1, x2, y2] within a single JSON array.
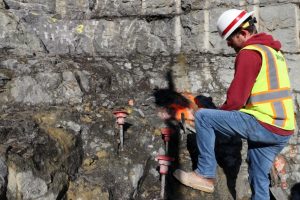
[[173, 169, 215, 193]]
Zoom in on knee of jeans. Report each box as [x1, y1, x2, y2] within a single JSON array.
[[195, 109, 205, 120]]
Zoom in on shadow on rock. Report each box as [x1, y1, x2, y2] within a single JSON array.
[[290, 182, 300, 200], [153, 70, 242, 199], [215, 134, 242, 199], [187, 95, 242, 200], [153, 70, 189, 199]]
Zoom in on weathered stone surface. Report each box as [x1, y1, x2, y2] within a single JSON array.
[[296, 94, 300, 112], [0, 53, 299, 200], [0, 157, 7, 198], [75, 70, 90, 93], [0, 1, 4, 9], [6, 71, 83, 105], [170, 54, 230, 105], [181, 0, 206, 10], [142, 0, 176, 15], [247, 0, 300, 5], [67, 178, 110, 200], [3, 0, 179, 20], [130, 164, 144, 192], [235, 140, 251, 199], [0, 111, 83, 200], [56, 71, 83, 104], [10, 76, 53, 104], [3, 0, 55, 14], [90, 0, 141, 18], [93, 19, 170, 56], [259, 4, 299, 53], [0, 0, 299, 200], [31, 17, 88, 55], [21, 16, 176, 56], [206, 0, 242, 8], [56, 0, 89, 19], [181, 10, 206, 53], [54, 0, 179, 18], [286, 54, 300, 92], [0, 10, 43, 55], [181, 0, 243, 10], [212, 56, 235, 88], [8, 170, 48, 199]]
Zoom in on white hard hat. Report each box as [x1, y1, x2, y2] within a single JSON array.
[[217, 9, 254, 40]]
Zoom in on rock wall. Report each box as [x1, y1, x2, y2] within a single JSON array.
[[0, 0, 299, 200]]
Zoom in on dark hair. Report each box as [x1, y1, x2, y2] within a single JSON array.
[[244, 25, 257, 34], [227, 16, 257, 39], [243, 16, 257, 34]]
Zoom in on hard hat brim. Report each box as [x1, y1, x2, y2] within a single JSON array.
[[223, 11, 255, 40]]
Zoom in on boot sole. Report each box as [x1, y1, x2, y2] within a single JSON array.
[[188, 184, 214, 193], [173, 171, 214, 193]]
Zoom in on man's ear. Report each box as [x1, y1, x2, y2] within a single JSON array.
[[240, 29, 248, 37]]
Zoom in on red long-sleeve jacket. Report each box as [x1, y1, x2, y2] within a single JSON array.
[[220, 33, 294, 136]]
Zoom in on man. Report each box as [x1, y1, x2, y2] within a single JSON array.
[[173, 9, 295, 200]]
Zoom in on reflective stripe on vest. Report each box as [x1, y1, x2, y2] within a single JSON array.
[[272, 101, 286, 127], [240, 44, 295, 130], [253, 44, 279, 90], [248, 88, 291, 104], [248, 45, 289, 127]]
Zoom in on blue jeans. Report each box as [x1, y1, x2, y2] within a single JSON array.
[[194, 109, 291, 200]]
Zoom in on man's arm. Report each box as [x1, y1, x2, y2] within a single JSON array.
[[220, 50, 262, 110]]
